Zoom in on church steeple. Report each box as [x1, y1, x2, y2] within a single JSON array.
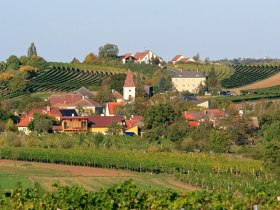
[[123, 69, 135, 87], [123, 69, 135, 101]]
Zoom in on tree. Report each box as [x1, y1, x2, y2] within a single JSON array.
[[27, 43, 37, 58], [71, 57, 81, 64], [107, 120, 123, 135], [83, 53, 97, 64], [27, 113, 55, 133], [193, 53, 200, 61], [110, 74, 126, 94], [98, 43, 119, 59], [205, 66, 220, 94], [209, 130, 231, 152], [144, 104, 176, 129], [261, 121, 280, 141], [158, 77, 166, 93], [6, 55, 20, 70]]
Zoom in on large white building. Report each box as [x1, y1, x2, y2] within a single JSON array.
[[172, 70, 206, 93]]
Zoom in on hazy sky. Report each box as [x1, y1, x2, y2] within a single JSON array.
[[1, 0, 279, 62]]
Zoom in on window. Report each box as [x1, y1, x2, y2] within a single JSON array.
[[22, 127, 27, 132], [192, 84, 195, 87]]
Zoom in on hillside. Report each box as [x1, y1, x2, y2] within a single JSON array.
[[221, 65, 280, 89]]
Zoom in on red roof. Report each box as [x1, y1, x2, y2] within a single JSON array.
[[183, 111, 205, 121], [49, 94, 98, 107], [122, 53, 135, 59], [123, 69, 135, 87], [188, 121, 199, 127], [125, 116, 144, 128], [171, 55, 183, 62], [179, 58, 192, 63], [204, 109, 225, 117], [88, 116, 123, 128], [18, 107, 61, 127], [107, 102, 124, 115], [134, 51, 148, 60]]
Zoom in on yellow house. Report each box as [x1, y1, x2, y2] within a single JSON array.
[[88, 116, 124, 135], [172, 70, 206, 93]]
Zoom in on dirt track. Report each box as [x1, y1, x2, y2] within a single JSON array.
[[229, 72, 280, 93], [0, 160, 134, 177]]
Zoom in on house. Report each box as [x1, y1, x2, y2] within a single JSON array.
[[134, 50, 163, 64], [170, 55, 195, 64], [112, 90, 123, 103], [124, 116, 144, 136], [49, 93, 99, 115], [74, 87, 95, 99], [17, 106, 62, 134], [121, 53, 136, 64], [172, 70, 206, 93], [183, 95, 209, 108], [60, 116, 88, 133], [183, 109, 225, 127], [123, 69, 135, 101], [105, 102, 124, 116], [88, 116, 124, 134]]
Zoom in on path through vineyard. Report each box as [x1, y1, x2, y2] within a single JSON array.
[[228, 72, 280, 93], [0, 160, 197, 192]]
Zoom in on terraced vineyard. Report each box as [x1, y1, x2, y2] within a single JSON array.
[[27, 65, 115, 92], [221, 65, 280, 88]]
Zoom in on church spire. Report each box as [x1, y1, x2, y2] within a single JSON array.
[[123, 69, 135, 87]]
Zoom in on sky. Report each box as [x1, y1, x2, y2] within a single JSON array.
[[0, 0, 280, 62]]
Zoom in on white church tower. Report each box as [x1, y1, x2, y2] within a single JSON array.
[[123, 69, 135, 101]]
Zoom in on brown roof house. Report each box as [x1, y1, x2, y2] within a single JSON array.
[[49, 93, 100, 116]]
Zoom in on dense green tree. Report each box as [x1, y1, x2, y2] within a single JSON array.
[[27, 113, 55, 133], [98, 43, 119, 59], [144, 104, 176, 129], [6, 55, 20, 70], [110, 74, 126, 93], [205, 66, 220, 94], [167, 120, 190, 142], [261, 121, 280, 141], [27, 42, 37, 58], [209, 130, 231, 152]]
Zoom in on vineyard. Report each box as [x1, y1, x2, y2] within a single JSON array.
[[0, 147, 279, 196], [27, 65, 116, 93], [221, 65, 280, 88], [1, 180, 279, 209]]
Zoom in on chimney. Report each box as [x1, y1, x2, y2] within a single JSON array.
[[72, 113, 74, 117], [46, 106, 51, 112], [112, 89, 115, 93]]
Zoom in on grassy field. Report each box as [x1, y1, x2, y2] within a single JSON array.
[[0, 160, 197, 192]]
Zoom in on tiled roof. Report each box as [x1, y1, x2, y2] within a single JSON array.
[[124, 69, 135, 87], [112, 90, 123, 100], [171, 55, 183, 62], [107, 102, 124, 115], [88, 116, 124, 128], [74, 87, 94, 98], [18, 107, 62, 127], [134, 51, 148, 60], [204, 109, 225, 118], [184, 111, 205, 121], [173, 70, 206, 78], [125, 116, 144, 128], [49, 94, 98, 107]]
